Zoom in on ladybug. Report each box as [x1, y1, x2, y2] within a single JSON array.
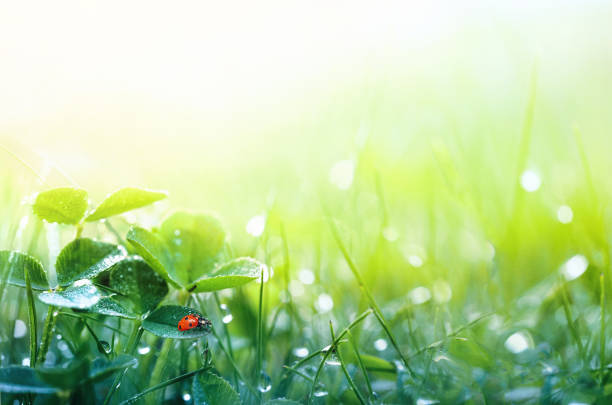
[[177, 314, 211, 331]]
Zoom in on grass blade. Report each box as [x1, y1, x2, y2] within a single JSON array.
[[601, 272, 606, 384], [24, 267, 38, 368], [347, 331, 373, 398], [119, 366, 210, 405], [324, 212, 414, 375]]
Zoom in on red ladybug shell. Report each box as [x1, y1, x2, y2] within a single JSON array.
[[178, 314, 200, 331]]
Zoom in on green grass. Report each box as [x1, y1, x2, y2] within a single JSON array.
[[1, 50, 612, 404]]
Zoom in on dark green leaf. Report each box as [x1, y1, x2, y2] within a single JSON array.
[[109, 257, 169, 314], [266, 400, 302, 405], [192, 371, 241, 405], [36, 358, 89, 390], [85, 187, 167, 222], [188, 258, 264, 293], [0, 366, 59, 394], [32, 187, 88, 225], [56, 238, 126, 286], [159, 211, 227, 287], [143, 305, 211, 339], [1, 250, 48, 290], [88, 355, 138, 383], [38, 281, 102, 309], [126, 226, 179, 287]]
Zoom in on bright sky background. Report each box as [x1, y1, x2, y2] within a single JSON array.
[[1, 1, 610, 197]]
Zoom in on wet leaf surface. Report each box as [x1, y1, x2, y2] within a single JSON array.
[[188, 257, 264, 293], [1, 250, 48, 290], [192, 371, 241, 405], [143, 305, 211, 339], [56, 238, 126, 286], [32, 187, 88, 224], [86, 187, 167, 222]]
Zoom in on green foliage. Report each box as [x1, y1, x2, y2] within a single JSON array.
[[35, 355, 138, 390], [38, 281, 103, 309], [159, 211, 227, 286], [126, 226, 177, 286], [188, 257, 264, 293], [127, 211, 245, 292], [0, 367, 59, 394], [192, 371, 241, 405], [0, 250, 48, 290], [85, 187, 167, 222], [55, 238, 125, 286], [142, 305, 211, 339], [109, 257, 169, 314], [32, 187, 88, 224]]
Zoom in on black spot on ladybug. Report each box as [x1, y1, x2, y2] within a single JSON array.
[[178, 325, 182, 330], [189, 321, 193, 327]]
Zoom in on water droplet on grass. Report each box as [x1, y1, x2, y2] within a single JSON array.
[[257, 372, 272, 393], [220, 304, 233, 324], [325, 353, 341, 366], [99, 341, 112, 354], [182, 392, 191, 402], [313, 389, 328, 397], [22, 357, 30, 366]]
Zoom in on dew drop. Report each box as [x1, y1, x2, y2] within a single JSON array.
[[21, 357, 30, 366], [257, 372, 272, 393], [325, 353, 341, 366], [220, 304, 233, 324], [100, 341, 112, 354], [182, 392, 191, 402]]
